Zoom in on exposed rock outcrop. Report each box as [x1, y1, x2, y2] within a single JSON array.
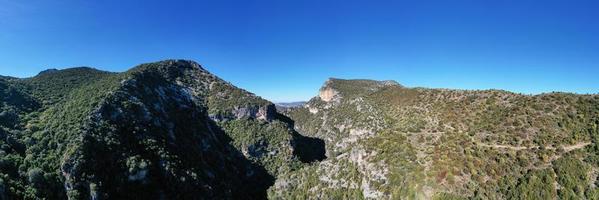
[[208, 104, 276, 122], [319, 87, 340, 102]]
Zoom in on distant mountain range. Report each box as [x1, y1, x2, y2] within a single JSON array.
[[0, 60, 597, 200], [275, 101, 306, 109]]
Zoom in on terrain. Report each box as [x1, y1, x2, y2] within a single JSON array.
[[271, 78, 599, 199], [0, 60, 324, 199], [0, 60, 598, 200]]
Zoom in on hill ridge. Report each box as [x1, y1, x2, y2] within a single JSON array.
[[0, 60, 325, 199]]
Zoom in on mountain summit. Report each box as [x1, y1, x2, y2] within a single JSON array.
[[318, 78, 402, 102]]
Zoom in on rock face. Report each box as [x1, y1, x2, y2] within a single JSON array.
[[318, 78, 402, 103], [318, 78, 344, 102], [232, 104, 276, 121], [210, 104, 276, 122], [269, 79, 392, 199], [319, 87, 340, 102]]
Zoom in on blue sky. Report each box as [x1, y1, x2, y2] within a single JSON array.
[[1, 0, 598, 102]]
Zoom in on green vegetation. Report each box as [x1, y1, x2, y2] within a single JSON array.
[[0, 60, 321, 199], [18, 67, 115, 106], [1, 64, 598, 199], [363, 131, 425, 199], [0, 68, 123, 199], [323, 78, 401, 100], [219, 119, 302, 176], [208, 81, 271, 117], [278, 78, 599, 199], [506, 169, 557, 199], [553, 156, 592, 199], [267, 160, 366, 200]]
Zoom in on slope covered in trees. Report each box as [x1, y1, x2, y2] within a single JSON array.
[[272, 78, 599, 199], [0, 60, 323, 199], [1, 61, 597, 200]]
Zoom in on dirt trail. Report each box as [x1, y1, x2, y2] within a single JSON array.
[[562, 142, 592, 151], [478, 142, 592, 152]]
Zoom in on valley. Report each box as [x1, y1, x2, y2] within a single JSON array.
[[1, 60, 598, 200]]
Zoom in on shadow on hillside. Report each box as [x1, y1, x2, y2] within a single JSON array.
[[72, 81, 276, 200], [293, 134, 327, 163], [276, 113, 327, 163], [205, 119, 275, 199]]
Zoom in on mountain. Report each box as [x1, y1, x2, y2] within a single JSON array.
[[0, 60, 324, 199], [270, 78, 599, 199], [1, 61, 598, 200]]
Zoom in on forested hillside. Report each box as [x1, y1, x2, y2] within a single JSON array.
[[0, 60, 323, 199], [272, 78, 599, 199], [1, 61, 597, 200]]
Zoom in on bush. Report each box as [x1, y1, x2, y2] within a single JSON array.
[[27, 168, 44, 189]]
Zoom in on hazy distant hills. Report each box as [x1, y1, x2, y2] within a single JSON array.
[[275, 102, 307, 113], [0, 60, 598, 200], [275, 102, 307, 108]]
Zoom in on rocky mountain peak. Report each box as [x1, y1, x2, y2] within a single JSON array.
[[318, 87, 340, 102], [317, 78, 403, 102]]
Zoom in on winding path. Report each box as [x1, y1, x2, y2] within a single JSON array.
[[478, 141, 592, 152]]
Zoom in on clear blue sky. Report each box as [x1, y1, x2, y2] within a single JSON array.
[[1, 0, 598, 102]]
